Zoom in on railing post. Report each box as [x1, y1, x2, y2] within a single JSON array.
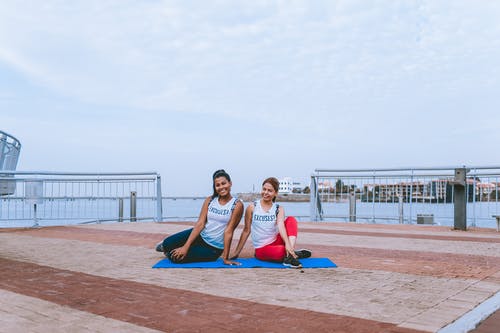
[[349, 191, 356, 222], [471, 168, 477, 227], [371, 173, 375, 222], [310, 176, 323, 221], [409, 170, 414, 223], [33, 203, 39, 228], [453, 168, 467, 230], [25, 180, 43, 227], [130, 191, 137, 222], [398, 195, 404, 224], [310, 176, 316, 221], [118, 198, 123, 222], [156, 174, 163, 222]]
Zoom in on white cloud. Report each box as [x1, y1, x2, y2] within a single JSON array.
[[2, 1, 498, 117], [1, 0, 500, 194]]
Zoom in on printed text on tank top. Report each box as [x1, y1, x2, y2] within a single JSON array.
[[250, 200, 280, 249], [200, 196, 239, 249]]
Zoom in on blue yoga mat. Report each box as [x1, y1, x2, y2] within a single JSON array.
[[152, 257, 336, 269]]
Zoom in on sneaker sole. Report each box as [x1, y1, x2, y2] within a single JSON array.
[[295, 248, 312, 259], [283, 263, 302, 269]]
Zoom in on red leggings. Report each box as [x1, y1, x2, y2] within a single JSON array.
[[254, 216, 298, 262]]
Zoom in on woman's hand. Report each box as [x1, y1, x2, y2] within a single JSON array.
[[170, 246, 188, 261], [223, 258, 241, 266], [286, 245, 297, 258]]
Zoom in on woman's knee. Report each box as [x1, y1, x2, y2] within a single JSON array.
[[162, 228, 193, 250], [255, 246, 286, 262], [284, 216, 298, 236]]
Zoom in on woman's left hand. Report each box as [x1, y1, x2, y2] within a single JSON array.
[[286, 245, 297, 258], [170, 246, 188, 261]]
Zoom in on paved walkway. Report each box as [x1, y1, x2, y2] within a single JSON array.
[[1, 221, 499, 332]]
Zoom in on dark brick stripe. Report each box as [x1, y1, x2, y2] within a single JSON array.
[[11, 226, 164, 247], [232, 243, 500, 279], [0, 258, 424, 333], [297, 227, 500, 243], [311, 245, 500, 279]]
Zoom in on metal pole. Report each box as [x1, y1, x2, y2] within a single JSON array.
[[310, 176, 317, 221], [471, 168, 477, 227], [398, 195, 404, 224], [349, 191, 356, 222], [156, 175, 163, 222], [409, 170, 414, 224], [316, 180, 323, 221], [130, 191, 137, 222], [454, 168, 467, 230], [371, 174, 375, 223], [32, 203, 39, 228], [118, 198, 123, 222]]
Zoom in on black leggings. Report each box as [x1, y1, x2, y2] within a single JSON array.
[[161, 228, 223, 263]]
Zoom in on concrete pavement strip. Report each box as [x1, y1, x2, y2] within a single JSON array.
[[1, 222, 499, 332]]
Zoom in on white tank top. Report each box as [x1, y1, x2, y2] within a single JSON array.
[[200, 196, 238, 249], [251, 200, 279, 249]]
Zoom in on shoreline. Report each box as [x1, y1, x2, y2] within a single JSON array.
[[237, 192, 310, 202]]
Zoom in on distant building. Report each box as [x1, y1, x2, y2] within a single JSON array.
[[279, 177, 293, 194], [361, 177, 485, 203], [278, 177, 304, 194], [317, 180, 333, 192]]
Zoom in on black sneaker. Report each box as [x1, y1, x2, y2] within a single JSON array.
[[294, 249, 312, 259], [155, 241, 164, 252], [283, 254, 302, 269]]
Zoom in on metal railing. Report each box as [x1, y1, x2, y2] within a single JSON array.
[[310, 166, 500, 229], [0, 130, 22, 196], [0, 130, 21, 172], [0, 171, 162, 227]]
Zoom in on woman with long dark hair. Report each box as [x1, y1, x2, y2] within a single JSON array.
[[230, 177, 311, 268], [155, 169, 243, 265]]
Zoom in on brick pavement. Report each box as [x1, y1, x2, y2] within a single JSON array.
[[0, 221, 499, 332]]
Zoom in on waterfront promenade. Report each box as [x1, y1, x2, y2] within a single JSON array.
[[1, 221, 499, 332]]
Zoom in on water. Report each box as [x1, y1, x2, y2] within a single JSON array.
[[165, 198, 499, 228], [0, 197, 158, 228], [1, 197, 499, 229], [318, 201, 500, 228], [162, 199, 311, 220], [138, 198, 500, 229]]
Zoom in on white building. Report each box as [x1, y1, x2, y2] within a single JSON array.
[[279, 177, 293, 193], [278, 177, 304, 194]]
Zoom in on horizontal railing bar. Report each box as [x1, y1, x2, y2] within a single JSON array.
[[312, 174, 456, 179], [466, 173, 500, 177], [0, 171, 159, 176], [78, 217, 155, 224], [0, 177, 157, 182], [163, 196, 206, 200], [314, 166, 500, 173], [2, 196, 159, 200]]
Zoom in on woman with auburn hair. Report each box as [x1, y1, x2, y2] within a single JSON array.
[[230, 177, 311, 268], [155, 169, 243, 265]]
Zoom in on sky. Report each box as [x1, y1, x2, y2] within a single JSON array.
[[1, 0, 500, 196]]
